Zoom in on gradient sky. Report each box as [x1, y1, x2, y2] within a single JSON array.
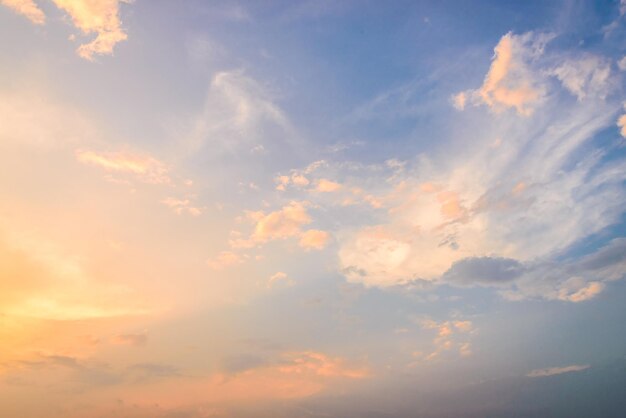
[[1, 1, 626, 417]]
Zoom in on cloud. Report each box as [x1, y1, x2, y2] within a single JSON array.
[[161, 197, 203, 216], [51, 0, 129, 60], [75, 149, 172, 185], [275, 172, 311, 190], [278, 351, 369, 379], [316, 178, 342, 192], [252, 201, 310, 242], [0, 0, 45, 24], [556, 278, 604, 302], [206, 251, 244, 270], [0, 221, 149, 321], [527, 364, 590, 377], [186, 71, 295, 155], [111, 332, 148, 347], [1, 0, 130, 59], [455, 31, 552, 115], [413, 317, 474, 362], [498, 238, 626, 302], [618, 112, 626, 138], [443, 257, 525, 285], [0, 91, 97, 148], [451, 91, 467, 110], [230, 201, 312, 249], [298, 229, 330, 250], [333, 31, 625, 294], [267, 271, 293, 288], [550, 55, 613, 101]]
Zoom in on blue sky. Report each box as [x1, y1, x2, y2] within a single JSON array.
[[1, 1, 626, 417]]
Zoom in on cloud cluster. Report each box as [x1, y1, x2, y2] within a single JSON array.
[[0, 0, 130, 59], [229, 201, 331, 251], [331, 31, 625, 300], [412, 318, 474, 362], [53, 0, 129, 60]]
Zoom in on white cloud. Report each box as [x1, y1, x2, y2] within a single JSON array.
[[550, 55, 613, 101], [186, 71, 296, 155]]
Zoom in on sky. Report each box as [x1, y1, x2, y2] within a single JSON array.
[[1, 0, 626, 417]]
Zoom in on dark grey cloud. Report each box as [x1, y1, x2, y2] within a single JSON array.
[[443, 257, 525, 285], [220, 354, 269, 374]]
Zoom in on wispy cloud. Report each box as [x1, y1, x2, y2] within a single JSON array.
[[76, 149, 172, 185], [527, 364, 590, 377], [0, 0, 45, 24]]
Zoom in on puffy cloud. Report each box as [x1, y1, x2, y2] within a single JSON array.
[[274, 173, 311, 191], [299, 229, 330, 250], [0, 0, 45, 24], [252, 201, 310, 242], [161, 197, 203, 216], [316, 178, 342, 192], [75, 149, 172, 185], [1, 0, 130, 59], [527, 364, 589, 377], [206, 251, 244, 270], [51, 0, 129, 60], [455, 32, 551, 115], [231, 201, 312, 249]]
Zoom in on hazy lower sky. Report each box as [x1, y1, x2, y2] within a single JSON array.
[[1, 1, 626, 417]]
